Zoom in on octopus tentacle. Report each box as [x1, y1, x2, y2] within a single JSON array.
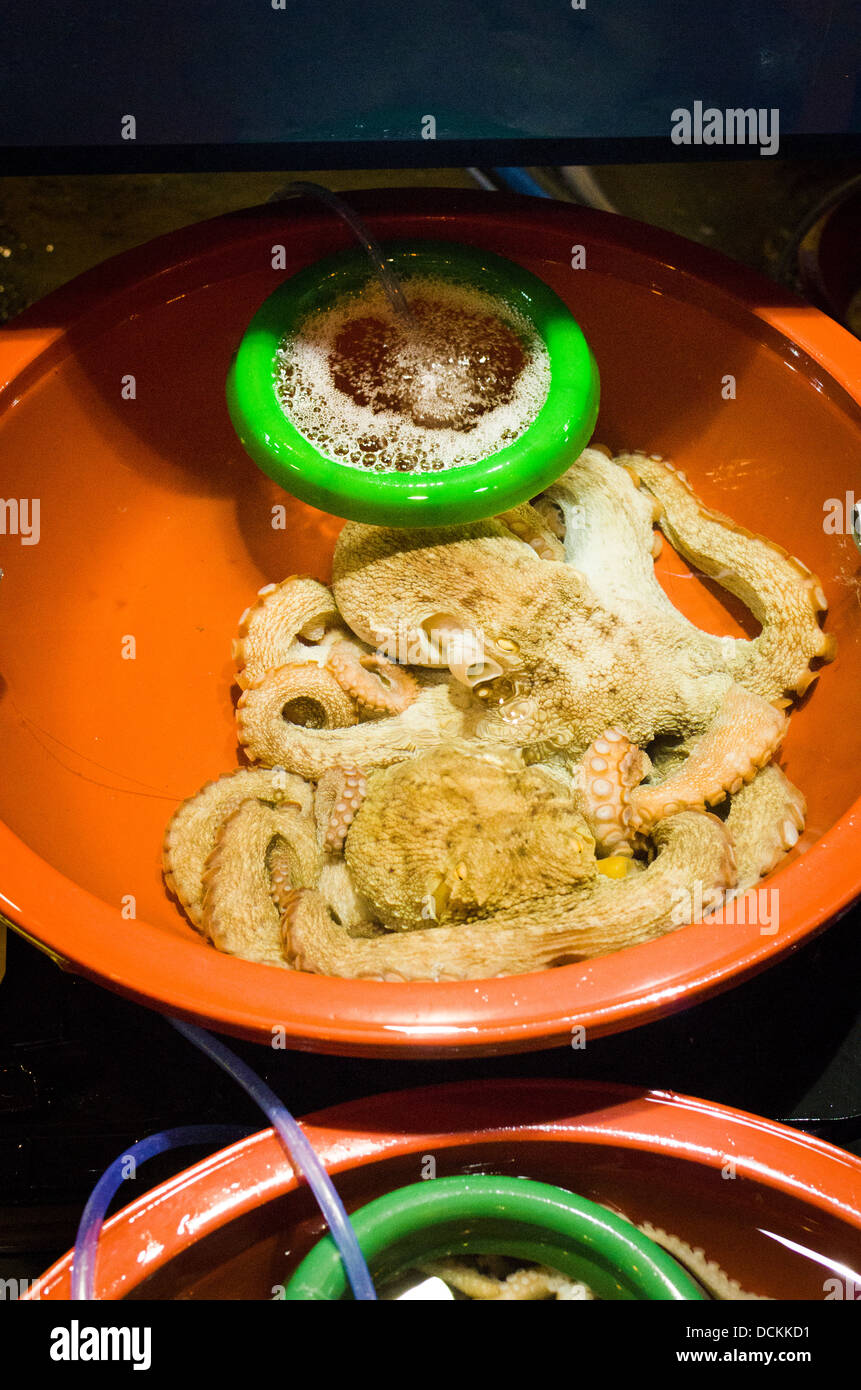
[[496, 502, 566, 561], [314, 764, 367, 853], [326, 639, 420, 716], [233, 576, 343, 689], [724, 763, 806, 885], [574, 685, 785, 854], [281, 810, 737, 980], [544, 447, 669, 610], [237, 663, 359, 765], [636, 1223, 769, 1301], [162, 766, 312, 929], [632, 684, 786, 823], [530, 495, 567, 541], [418, 1259, 594, 1301], [202, 800, 320, 967], [624, 452, 836, 702], [313, 860, 378, 935], [238, 680, 477, 780], [573, 730, 651, 856], [418, 1242, 764, 1300]]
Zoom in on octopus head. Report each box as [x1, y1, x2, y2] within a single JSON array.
[[344, 745, 597, 930], [472, 662, 589, 752]]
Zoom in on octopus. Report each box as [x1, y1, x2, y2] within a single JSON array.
[[406, 1215, 769, 1300], [163, 447, 834, 982]]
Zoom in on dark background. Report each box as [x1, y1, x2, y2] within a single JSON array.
[[1, 1, 860, 168]]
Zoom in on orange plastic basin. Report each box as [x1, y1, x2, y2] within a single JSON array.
[[0, 189, 859, 1055], [26, 1081, 861, 1301]]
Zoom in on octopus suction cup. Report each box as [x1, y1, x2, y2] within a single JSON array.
[[226, 241, 599, 528]]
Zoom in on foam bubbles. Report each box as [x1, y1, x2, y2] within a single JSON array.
[[275, 275, 551, 473]]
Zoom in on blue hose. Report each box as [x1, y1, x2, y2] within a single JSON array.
[[71, 1125, 249, 1300], [491, 167, 552, 199], [168, 1018, 376, 1301]]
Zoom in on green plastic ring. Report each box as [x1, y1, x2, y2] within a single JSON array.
[[226, 241, 599, 527], [284, 1176, 706, 1300]]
